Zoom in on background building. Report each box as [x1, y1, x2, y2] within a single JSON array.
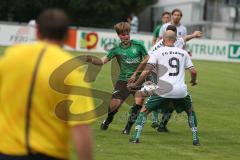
[[139, 0, 240, 41]]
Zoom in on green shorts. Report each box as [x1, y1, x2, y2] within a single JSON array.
[[145, 94, 192, 113]]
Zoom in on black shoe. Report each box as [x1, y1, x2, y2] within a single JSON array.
[[122, 129, 130, 135], [100, 120, 109, 130], [193, 140, 200, 146], [151, 122, 159, 128], [157, 125, 169, 132], [122, 121, 134, 135]]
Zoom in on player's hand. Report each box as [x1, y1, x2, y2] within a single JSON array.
[[190, 80, 197, 86], [86, 55, 92, 63], [128, 74, 136, 84], [127, 82, 137, 90], [187, 51, 192, 57], [193, 31, 202, 38]]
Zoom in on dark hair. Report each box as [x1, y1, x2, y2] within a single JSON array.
[[162, 11, 170, 17], [37, 8, 69, 41], [166, 25, 177, 33], [171, 8, 183, 17]]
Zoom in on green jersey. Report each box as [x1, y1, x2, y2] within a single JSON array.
[[107, 40, 148, 81], [153, 24, 162, 38]]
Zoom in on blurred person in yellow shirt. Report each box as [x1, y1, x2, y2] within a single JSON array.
[[0, 9, 95, 160]]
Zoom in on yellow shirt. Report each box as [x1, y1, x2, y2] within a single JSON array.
[[0, 41, 95, 159]]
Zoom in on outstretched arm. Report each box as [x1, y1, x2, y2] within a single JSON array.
[[86, 55, 110, 65], [183, 31, 202, 42]]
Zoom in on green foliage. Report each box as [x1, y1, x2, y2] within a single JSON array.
[[0, 0, 157, 28], [0, 0, 70, 21]]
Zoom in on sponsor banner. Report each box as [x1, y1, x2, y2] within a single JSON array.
[[0, 24, 240, 63], [64, 28, 78, 50], [0, 24, 36, 45], [76, 30, 152, 53], [0, 24, 78, 50], [76, 30, 240, 63], [187, 39, 240, 63]]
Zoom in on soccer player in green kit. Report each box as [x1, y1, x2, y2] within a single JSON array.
[[86, 22, 149, 133], [152, 11, 171, 45]]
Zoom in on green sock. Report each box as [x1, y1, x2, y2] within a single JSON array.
[[188, 111, 199, 141], [132, 112, 147, 140], [151, 111, 159, 123], [160, 109, 173, 126]]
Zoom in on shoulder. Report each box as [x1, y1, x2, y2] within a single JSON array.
[[152, 45, 168, 55], [162, 22, 171, 29], [152, 40, 164, 51], [108, 45, 120, 53], [6, 42, 33, 51], [3, 42, 41, 58], [131, 40, 145, 48], [131, 40, 143, 45], [178, 37, 184, 41], [155, 25, 161, 30], [180, 24, 187, 30], [176, 37, 185, 44], [175, 47, 188, 56], [45, 45, 74, 64]]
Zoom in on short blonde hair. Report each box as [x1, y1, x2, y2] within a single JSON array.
[[114, 22, 131, 35]]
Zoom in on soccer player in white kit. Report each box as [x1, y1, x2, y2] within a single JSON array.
[[159, 8, 187, 38], [150, 25, 202, 131], [128, 30, 200, 146]]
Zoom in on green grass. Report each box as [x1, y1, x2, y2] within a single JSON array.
[[1, 46, 240, 160], [69, 52, 240, 160]]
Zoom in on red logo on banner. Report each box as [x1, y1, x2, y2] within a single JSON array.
[[80, 32, 98, 50], [64, 28, 77, 49]]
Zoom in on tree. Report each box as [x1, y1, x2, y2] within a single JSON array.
[[0, 0, 157, 28], [68, 0, 157, 27]]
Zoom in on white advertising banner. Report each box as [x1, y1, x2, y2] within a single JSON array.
[[187, 39, 240, 63], [0, 24, 36, 46], [0, 24, 239, 63], [76, 30, 152, 53]]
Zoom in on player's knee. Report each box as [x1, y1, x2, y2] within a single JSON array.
[[140, 106, 149, 113], [135, 90, 143, 98], [135, 98, 144, 105], [135, 91, 144, 105], [109, 99, 122, 111]]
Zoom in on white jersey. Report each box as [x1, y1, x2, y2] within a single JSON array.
[[130, 16, 138, 33], [148, 37, 185, 55], [159, 22, 187, 38], [148, 46, 193, 98], [147, 38, 185, 74]]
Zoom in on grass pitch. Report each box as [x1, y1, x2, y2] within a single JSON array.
[[70, 51, 240, 160], [1, 46, 240, 160]]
